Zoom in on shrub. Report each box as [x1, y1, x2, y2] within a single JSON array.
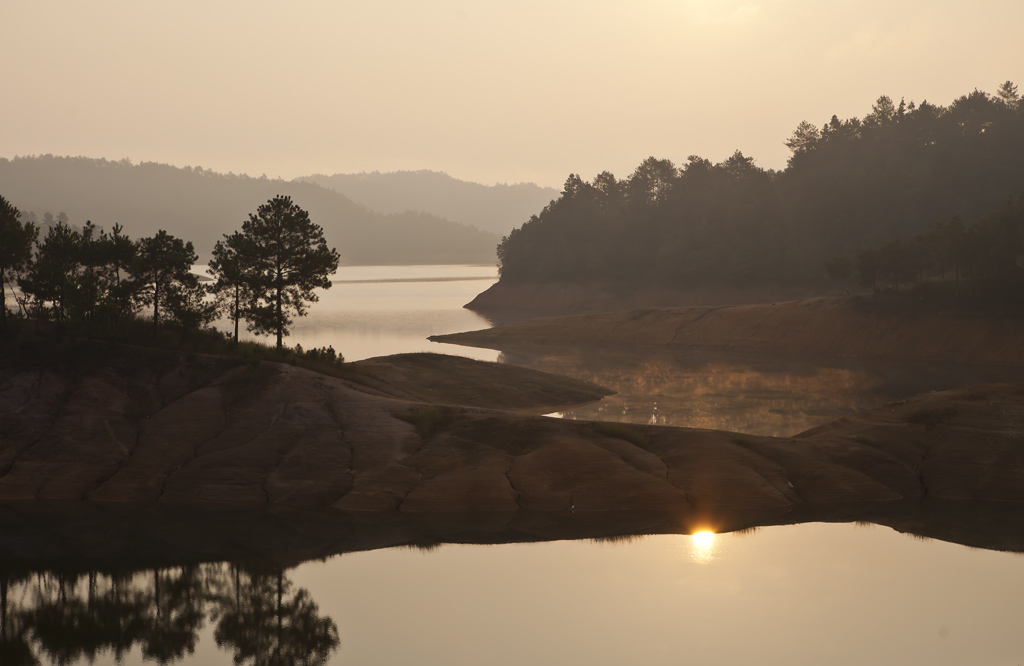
[[397, 406, 452, 438]]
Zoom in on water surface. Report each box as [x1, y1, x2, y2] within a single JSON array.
[[7, 522, 1024, 665], [209, 263, 500, 362]]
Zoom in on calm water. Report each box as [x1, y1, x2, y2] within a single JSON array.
[[299, 525, 1024, 665], [7, 266, 1024, 665], [7, 524, 1024, 665], [208, 263, 501, 362]]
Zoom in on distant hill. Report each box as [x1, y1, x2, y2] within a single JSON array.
[[296, 170, 559, 235], [0, 156, 499, 265]]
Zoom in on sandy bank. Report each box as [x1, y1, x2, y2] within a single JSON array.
[[437, 297, 1024, 365]]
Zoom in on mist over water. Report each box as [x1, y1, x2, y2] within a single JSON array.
[[523, 346, 1024, 436]]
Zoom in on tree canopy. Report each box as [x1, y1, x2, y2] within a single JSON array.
[[234, 195, 339, 349], [208, 231, 252, 345], [496, 83, 1024, 289], [1, 190, 343, 353], [132, 230, 199, 335], [0, 195, 37, 330]]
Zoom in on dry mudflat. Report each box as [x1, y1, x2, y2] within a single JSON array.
[[437, 296, 1024, 366]]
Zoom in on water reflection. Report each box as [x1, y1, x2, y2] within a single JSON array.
[[502, 346, 1024, 436], [690, 531, 716, 564], [0, 565, 338, 666], [4, 501, 1024, 665]]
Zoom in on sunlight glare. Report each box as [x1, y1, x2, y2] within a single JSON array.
[[690, 530, 716, 563], [692, 530, 715, 548]]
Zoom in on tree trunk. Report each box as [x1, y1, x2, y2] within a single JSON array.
[[154, 570, 161, 619], [153, 280, 160, 335], [276, 571, 284, 636], [1, 575, 7, 641], [0, 257, 8, 331], [275, 283, 283, 350], [233, 283, 240, 345], [0, 272, 7, 331]]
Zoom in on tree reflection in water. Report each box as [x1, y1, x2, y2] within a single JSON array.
[[212, 566, 338, 666], [0, 564, 339, 666]]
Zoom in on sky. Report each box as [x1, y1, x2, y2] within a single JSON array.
[[2, 0, 1022, 187]]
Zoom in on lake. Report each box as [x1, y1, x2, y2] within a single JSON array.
[[5, 265, 1024, 665], [210, 263, 501, 362]]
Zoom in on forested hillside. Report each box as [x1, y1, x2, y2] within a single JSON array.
[[298, 170, 558, 235], [497, 84, 1024, 289], [0, 157, 498, 265]]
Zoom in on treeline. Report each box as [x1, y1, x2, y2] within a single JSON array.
[[497, 82, 1024, 288], [837, 194, 1024, 301], [0, 194, 339, 351]]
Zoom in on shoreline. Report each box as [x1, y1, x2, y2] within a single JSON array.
[[465, 279, 825, 314], [437, 296, 1024, 366]]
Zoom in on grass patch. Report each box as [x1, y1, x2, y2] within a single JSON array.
[[396, 406, 453, 438], [222, 361, 280, 411], [592, 421, 650, 448], [905, 407, 957, 431]]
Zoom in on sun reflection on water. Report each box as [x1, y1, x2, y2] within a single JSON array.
[[690, 530, 716, 563]]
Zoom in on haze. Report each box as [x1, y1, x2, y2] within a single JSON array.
[[2, 0, 1021, 186]]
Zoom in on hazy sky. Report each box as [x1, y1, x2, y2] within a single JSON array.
[[3, 1, 1021, 187]]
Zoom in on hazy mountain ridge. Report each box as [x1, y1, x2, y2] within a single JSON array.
[[297, 170, 559, 235], [0, 156, 499, 265]]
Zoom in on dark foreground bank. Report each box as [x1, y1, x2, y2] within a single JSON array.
[[3, 345, 1023, 520]]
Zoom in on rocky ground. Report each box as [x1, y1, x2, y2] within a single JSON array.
[[3, 346, 1023, 516]]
